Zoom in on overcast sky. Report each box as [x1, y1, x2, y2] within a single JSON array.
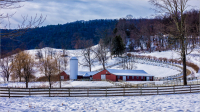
[[1, 0, 200, 29]]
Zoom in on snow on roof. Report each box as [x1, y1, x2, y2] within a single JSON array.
[[106, 69, 153, 76], [63, 71, 98, 77], [78, 71, 98, 77], [70, 57, 78, 60]]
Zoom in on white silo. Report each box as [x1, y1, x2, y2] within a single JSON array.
[[70, 57, 78, 80]]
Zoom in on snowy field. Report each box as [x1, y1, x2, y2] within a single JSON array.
[[0, 81, 115, 88], [135, 48, 200, 72], [0, 93, 200, 112], [126, 81, 164, 85], [1, 46, 200, 83], [111, 63, 180, 77]]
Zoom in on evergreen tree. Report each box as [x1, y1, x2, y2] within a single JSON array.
[[111, 35, 125, 56]]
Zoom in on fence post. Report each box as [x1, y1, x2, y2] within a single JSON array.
[[140, 87, 142, 95], [106, 87, 107, 97], [8, 88, 10, 98], [123, 87, 125, 96], [87, 89, 89, 97], [49, 88, 50, 97], [157, 87, 158, 95], [190, 85, 191, 93], [29, 88, 30, 96], [173, 86, 175, 94], [69, 88, 70, 97]]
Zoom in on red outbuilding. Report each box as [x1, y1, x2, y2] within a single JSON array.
[[58, 71, 69, 80], [92, 69, 154, 81]]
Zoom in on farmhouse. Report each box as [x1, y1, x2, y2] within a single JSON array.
[[93, 69, 154, 81]]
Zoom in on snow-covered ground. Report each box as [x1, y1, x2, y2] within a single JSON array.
[[135, 48, 200, 72], [0, 93, 200, 111], [0, 47, 176, 81], [0, 81, 116, 88], [127, 81, 164, 85], [111, 63, 180, 77], [1, 46, 200, 83]]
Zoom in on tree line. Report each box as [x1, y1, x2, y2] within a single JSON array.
[[2, 9, 198, 59]]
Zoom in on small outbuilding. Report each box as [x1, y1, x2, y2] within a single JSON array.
[[92, 69, 154, 81], [58, 71, 69, 80]]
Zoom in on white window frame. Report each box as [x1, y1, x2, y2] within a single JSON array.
[[60, 76, 64, 80], [101, 74, 106, 80]]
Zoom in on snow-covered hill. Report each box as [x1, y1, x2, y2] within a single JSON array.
[[133, 48, 200, 77], [1, 45, 200, 82]]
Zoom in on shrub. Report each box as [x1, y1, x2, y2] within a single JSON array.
[[127, 53, 132, 57], [36, 75, 60, 82], [186, 62, 199, 73]]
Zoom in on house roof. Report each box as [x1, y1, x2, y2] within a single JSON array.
[[78, 71, 98, 77], [63, 70, 98, 77], [106, 69, 153, 76]]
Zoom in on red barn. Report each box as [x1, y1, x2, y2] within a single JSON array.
[[58, 71, 69, 80], [93, 69, 154, 81]]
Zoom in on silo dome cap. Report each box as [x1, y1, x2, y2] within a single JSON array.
[[70, 57, 78, 60]]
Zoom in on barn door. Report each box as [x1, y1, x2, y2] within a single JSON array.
[[123, 76, 126, 81], [101, 75, 106, 80]]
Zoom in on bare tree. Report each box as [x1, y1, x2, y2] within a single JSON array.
[[0, 55, 13, 82], [0, 0, 46, 59], [47, 47, 55, 59], [121, 56, 136, 70], [21, 51, 35, 88], [64, 57, 68, 71], [11, 51, 35, 88], [39, 56, 58, 88], [11, 50, 23, 82], [94, 39, 110, 70], [35, 49, 43, 61], [61, 47, 68, 70], [53, 52, 63, 73], [0, 0, 24, 19], [149, 0, 192, 85], [95, 27, 113, 58], [79, 39, 96, 71], [1, 0, 46, 36]]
